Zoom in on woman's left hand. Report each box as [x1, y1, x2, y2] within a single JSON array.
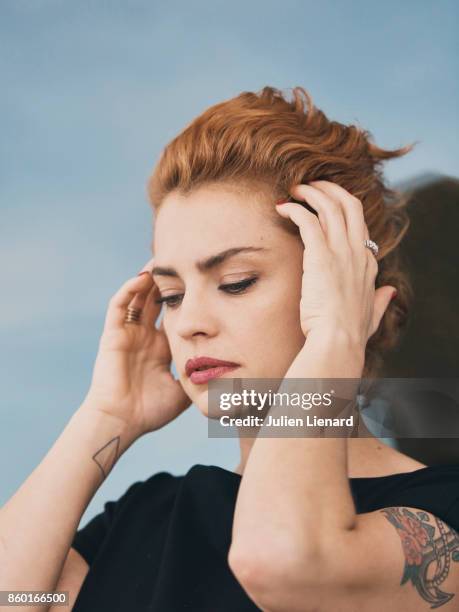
[[275, 180, 397, 352]]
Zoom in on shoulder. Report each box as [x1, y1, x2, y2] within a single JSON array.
[[71, 468, 184, 565], [97, 464, 232, 517], [113, 469, 184, 511], [77, 469, 184, 533]]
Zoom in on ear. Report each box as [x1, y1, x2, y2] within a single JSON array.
[[370, 286, 397, 338]]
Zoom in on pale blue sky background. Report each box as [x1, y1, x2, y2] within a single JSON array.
[[1, 0, 457, 522]]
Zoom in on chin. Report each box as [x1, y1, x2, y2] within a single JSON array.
[[193, 394, 211, 418]]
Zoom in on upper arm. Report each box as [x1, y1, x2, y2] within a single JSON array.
[[238, 507, 459, 612], [304, 506, 459, 611], [49, 547, 89, 612]]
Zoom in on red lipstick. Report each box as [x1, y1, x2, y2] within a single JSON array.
[[185, 356, 240, 385]]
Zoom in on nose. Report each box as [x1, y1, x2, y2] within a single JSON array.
[[174, 284, 219, 340]]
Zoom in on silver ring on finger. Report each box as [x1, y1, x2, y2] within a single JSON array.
[[124, 306, 143, 325], [364, 238, 379, 257]]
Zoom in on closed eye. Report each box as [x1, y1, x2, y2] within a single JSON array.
[[154, 276, 258, 309]]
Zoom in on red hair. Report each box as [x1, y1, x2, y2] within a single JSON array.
[[148, 86, 416, 377]]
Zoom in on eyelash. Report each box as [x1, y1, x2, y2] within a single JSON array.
[[154, 277, 258, 309]]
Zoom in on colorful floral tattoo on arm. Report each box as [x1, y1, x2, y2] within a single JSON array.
[[381, 507, 459, 608]]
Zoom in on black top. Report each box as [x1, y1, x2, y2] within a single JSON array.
[[71, 463, 459, 612]]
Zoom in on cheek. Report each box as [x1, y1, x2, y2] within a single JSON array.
[[162, 327, 180, 362], [262, 273, 303, 325], [260, 294, 303, 344], [239, 279, 304, 375]]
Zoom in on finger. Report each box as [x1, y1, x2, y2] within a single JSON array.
[[103, 267, 154, 331], [138, 282, 163, 329], [289, 183, 348, 253], [128, 276, 154, 311], [309, 181, 370, 249], [128, 256, 156, 307], [365, 246, 379, 279], [275, 202, 328, 258]]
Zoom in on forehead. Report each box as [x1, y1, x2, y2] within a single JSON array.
[[152, 184, 279, 257]]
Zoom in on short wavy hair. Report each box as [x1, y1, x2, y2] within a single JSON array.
[[148, 86, 415, 378]]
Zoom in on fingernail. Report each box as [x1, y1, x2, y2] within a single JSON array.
[[137, 271, 151, 278], [391, 290, 398, 301]]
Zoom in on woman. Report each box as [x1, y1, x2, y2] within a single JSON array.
[[2, 86, 459, 611]]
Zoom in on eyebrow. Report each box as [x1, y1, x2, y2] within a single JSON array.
[[151, 246, 267, 277]]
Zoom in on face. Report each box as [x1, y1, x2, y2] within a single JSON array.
[[151, 183, 305, 415]]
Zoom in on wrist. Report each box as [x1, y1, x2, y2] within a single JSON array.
[[306, 326, 366, 362], [291, 327, 365, 380], [74, 400, 141, 457]]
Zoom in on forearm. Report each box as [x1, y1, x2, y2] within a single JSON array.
[[0, 402, 135, 593], [231, 329, 365, 565]]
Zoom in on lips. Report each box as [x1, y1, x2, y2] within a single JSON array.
[[185, 356, 240, 384]]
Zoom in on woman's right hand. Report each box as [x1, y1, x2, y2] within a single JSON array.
[[81, 258, 191, 442]]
